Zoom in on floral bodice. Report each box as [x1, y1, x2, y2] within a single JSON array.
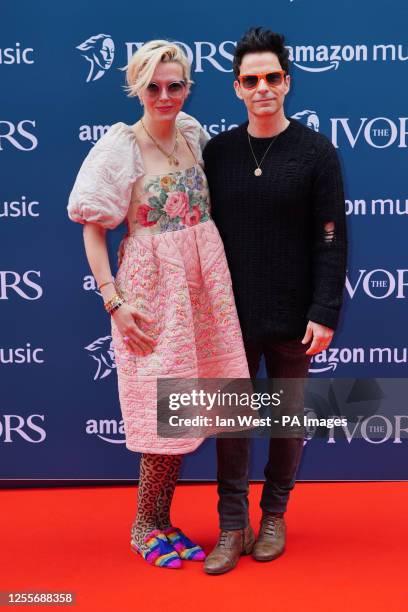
[[127, 164, 211, 235]]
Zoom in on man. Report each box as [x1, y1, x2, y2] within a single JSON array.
[[202, 27, 347, 574]]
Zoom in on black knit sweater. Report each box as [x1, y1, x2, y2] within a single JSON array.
[[202, 118, 348, 342]]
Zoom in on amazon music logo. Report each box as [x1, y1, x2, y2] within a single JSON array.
[[78, 124, 111, 146], [82, 275, 102, 296], [85, 418, 125, 444], [0, 196, 40, 219], [0, 43, 34, 65], [0, 344, 45, 365], [287, 43, 408, 73], [310, 347, 408, 373], [345, 197, 408, 216]]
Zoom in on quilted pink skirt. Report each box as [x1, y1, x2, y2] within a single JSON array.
[[111, 219, 250, 454]]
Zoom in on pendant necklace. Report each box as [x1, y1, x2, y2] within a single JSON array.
[[141, 118, 180, 166], [247, 130, 280, 177]]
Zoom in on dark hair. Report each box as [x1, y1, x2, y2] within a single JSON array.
[[233, 26, 290, 78]]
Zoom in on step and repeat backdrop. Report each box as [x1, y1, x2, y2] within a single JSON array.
[[1, 0, 407, 481]]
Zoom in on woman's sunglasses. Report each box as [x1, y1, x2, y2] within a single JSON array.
[[145, 80, 186, 99], [238, 70, 286, 90]]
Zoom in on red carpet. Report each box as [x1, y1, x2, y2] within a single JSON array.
[[1, 482, 407, 611]]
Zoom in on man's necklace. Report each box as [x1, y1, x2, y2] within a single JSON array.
[[247, 130, 280, 177], [140, 118, 180, 166]]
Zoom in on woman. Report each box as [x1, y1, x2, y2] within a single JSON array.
[[67, 40, 250, 569]]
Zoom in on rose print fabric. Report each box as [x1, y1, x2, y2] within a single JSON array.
[[133, 166, 210, 234]]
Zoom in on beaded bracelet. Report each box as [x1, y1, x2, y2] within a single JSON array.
[[105, 300, 124, 316], [104, 293, 124, 315], [104, 294, 122, 310], [107, 300, 124, 315]]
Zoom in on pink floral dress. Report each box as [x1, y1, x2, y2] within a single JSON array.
[[68, 112, 249, 454]]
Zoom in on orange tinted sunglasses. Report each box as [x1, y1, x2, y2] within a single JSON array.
[[238, 70, 286, 89]]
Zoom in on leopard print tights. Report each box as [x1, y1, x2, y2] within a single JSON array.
[[131, 453, 182, 552]]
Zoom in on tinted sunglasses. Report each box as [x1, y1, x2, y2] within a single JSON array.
[[238, 70, 286, 90], [145, 80, 186, 99]]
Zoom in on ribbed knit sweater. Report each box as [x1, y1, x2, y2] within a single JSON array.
[[202, 118, 348, 342]]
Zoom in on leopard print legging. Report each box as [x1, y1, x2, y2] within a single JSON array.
[[131, 453, 182, 552]]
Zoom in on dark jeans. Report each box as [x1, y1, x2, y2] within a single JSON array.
[[216, 337, 312, 530]]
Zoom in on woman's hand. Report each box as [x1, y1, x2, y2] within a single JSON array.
[[112, 303, 157, 355]]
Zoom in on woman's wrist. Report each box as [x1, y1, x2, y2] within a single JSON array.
[[101, 286, 117, 302], [99, 280, 117, 302], [98, 280, 115, 291]]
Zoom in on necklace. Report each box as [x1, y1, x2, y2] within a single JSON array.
[[140, 118, 180, 166], [247, 130, 280, 177]]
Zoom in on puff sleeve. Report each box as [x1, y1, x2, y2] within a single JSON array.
[[67, 123, 141, 230], [176, 111, 210, 161]]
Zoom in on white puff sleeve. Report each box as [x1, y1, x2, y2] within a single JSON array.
[[67, 123, 142, 230], [176, 111, 210, 162]]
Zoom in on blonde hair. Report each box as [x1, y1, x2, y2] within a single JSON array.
[[125, 40, 192, 98]]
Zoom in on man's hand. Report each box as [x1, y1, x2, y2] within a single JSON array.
[[301, 320, 334, 356]]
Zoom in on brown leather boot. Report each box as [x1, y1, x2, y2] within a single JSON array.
[[252, 512, 286, 562], [204, 525, 255, 575]]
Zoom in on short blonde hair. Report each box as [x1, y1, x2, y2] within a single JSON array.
[[125, 39, 192, 98]]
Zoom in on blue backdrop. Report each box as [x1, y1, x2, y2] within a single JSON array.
[[1, 0, 407, 481]]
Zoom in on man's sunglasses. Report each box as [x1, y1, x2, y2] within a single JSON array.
[[238, 70, 286, 90], [145, 80, 186, 99]]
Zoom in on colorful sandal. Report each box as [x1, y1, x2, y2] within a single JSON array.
[[164, 527, 206, 561], [131, 529, 182, 569]]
